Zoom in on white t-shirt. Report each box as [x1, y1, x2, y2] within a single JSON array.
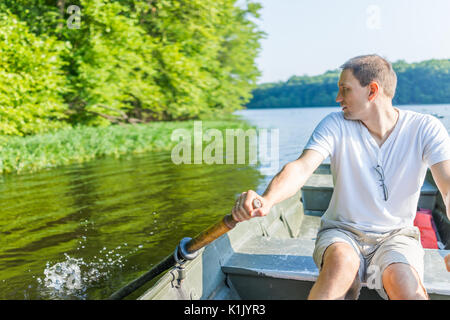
[[304, 108, 450, 233]]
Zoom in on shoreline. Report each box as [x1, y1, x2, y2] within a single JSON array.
[[0, 116, 255, 176]]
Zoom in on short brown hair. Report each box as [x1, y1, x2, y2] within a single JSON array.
[[340, 54, 397, 98]]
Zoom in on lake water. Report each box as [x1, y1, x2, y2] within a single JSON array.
[[0, 104, 449, 299], [0, 152, 263, 299]]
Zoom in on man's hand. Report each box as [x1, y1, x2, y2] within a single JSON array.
[[445, 254, 450, 272], [231, 190, 273, 222]]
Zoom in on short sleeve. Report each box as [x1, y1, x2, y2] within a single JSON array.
[[304, 112, 340, 159], [422, 116, 450, 167]]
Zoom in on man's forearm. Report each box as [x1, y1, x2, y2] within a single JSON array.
[[446, 191, 450, 221], [262, 161, 310, 207]]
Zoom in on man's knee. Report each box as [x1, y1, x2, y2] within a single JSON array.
[[382, 263, 428, 300], [309, 242, 361, 300], [322, 242, 360, 272]]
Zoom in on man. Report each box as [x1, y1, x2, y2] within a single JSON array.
[[231, 54, 450, 300]]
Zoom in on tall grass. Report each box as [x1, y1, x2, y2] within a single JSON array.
[[0, 116, 255, 175]]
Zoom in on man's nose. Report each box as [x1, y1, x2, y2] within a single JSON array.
[[336, 92, 343, 103]]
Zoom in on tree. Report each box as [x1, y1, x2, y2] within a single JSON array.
[[0, 0, 265, 135], [0, 11, 69, 135], [247, 60, 450, 108]]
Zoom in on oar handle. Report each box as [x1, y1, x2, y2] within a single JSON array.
[[184, 198, 262, 254]]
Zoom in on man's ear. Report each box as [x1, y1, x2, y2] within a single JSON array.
[[368, 82, 379, 102]]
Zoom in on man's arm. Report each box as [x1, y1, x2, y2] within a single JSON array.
[[261, 149, 325, 208], [430, 160, 450, 272], [231, 149, 325, 221], [430, 159, 450, 220]]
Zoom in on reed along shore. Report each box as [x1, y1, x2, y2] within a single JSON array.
[[0, 115, 254, 175]]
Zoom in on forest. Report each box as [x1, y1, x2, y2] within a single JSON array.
[[0, 0, 264, 136], [246, 59, 450, 108]]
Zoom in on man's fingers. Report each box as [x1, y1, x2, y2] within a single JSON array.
[[232, 192, 247, 222], [243, 191, 260, 213], [231, 199, 240, 221], [232, 191, 269, 222], [251, 208, 261, 217], [253, 198, 262, 209], [233, 202, 244, 222], [251, 206, 268, 217], [238, 192, 250, 220]]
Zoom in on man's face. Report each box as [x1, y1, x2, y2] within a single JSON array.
[[336, 69, 370, 120]]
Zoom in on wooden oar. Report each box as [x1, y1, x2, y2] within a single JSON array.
[[107, 198, 261, 300]]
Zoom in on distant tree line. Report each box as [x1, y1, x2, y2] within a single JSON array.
[[246, 59, 450, 108], [0, 0, 264, 136]]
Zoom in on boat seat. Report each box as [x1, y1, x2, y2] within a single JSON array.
[[222, 235, 450, 299]]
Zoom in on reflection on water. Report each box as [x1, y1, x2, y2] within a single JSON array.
[[0, 152, 262, 299]]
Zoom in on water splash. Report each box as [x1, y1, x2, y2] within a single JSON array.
[[38, 254, 86, 299], [38, 242, 144, 299]]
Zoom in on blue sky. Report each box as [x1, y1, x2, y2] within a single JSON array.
[[253, 0, 450, 84]]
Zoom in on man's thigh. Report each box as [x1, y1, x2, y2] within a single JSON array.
[[368, 229, 425, 299], [313, 228, 363, 269], [313, 228, 365, 299]]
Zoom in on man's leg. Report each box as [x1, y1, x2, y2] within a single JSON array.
[[382, 263, 428, 300], [368, 228, 427, 300], [308, 242, 361, 300]]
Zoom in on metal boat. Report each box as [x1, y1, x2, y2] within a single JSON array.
[[138, 164, 450, 300]]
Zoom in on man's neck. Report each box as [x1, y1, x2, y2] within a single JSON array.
[[361, 103, 399, 146]]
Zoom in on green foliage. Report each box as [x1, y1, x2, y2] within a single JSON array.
[[0, 117, 255, 174], [392, 59, 450, 105], [0, 0, 264, 135], [247, 59, 450, 108], [67, 0, 164, 125], [0, 12, 69, 136]]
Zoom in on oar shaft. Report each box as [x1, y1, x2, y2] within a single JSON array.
[[185, 214, 236, 253], [186, 198, 261, 253], [107, 253, 175, 300]]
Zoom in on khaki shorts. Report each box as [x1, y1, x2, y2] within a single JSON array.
[[312, 219, 426, 300]]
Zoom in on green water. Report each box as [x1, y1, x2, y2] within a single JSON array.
[[0, 151, 262, 299]]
